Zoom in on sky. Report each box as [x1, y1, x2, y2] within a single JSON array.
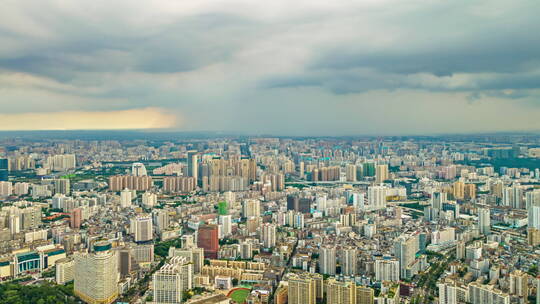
[[0, 0, 539, 135]]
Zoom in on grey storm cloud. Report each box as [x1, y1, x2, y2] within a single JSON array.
[[1, 0, 540, 134]]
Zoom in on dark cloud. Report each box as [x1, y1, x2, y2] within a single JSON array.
[[1, 0, 540, 134]]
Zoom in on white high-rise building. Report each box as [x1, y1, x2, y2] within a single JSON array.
[[339, 248, 357, 276], [153, 210, 170, 232], [438, 280, 469, 304], [219, 215, 232, 238], [468, 282, 510, 304], [133, 215, 153, 242], [527, 189, 540, 208], [261, 223, 276, 248], [242, 199, 261, 218], [375, 258, 400, 282], [0, 181, 12, 197], [529, 205, 540, 229], [120, 189, 132, 208], [187, 151, 198, 181], [394, 233, 419, 279], [142, 192, 157, 207], [319, 246, 336, 275], [478, 208, 491, 235], [48, 154, 76, 171], [13, 182, 29, 196], [74, 241, 119, 304], [132, 162, 148, 176], [56, 258, 74, 285], [152, 256, 193, 304], [368, 186, 387, 210]]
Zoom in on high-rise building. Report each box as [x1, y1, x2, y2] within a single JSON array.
[[509, 270, 528, 298], [537, 278, 540, 304], [169, 246, 204, 274], [120, 189, 132, 208], [356, 286, 374, 304], [131, 162, 147, 176], [319, 246, 336, 275], [242, 199, 261, 218], [153, 209, 170, 232], [54, 178, 70, 195], [288, 273, 317, 304], [287, 195, 312, 213], [363, 162, 375, 177], [261, 223, 276, 248], [375, 164, 389, 183], [345, 164, 357, 182], [326, 278, 356, 304], [240, 242, 253, 260], [162, 176, 196, 193], [431, 192, 447, 210], [152, 256, 193, 304], [456, 240, 466, 260], [340, 248, 358, 276], [529, 205, 540, 229], [108, 175, 153, 191], [478, 208, 491, 235], [375, 258, 400, 282], [219, 215, 232, 237], [464, 184, 476, 200], [74, 241, 119, 304], [55, 258, 74, 285], [394, 233, 419, 279], [438, 279, 469, 304], [47, 154, 76, 171], [0, 181, 12, 197], [142, 192, 157, 207], [198, 224, 219, 259], [368, 186, 387, 210], [0, 158, 8, 181], [187, 150, 198, 182], [133, 215, 153, 243], [453, 181, 465, 200], [70, 208, 82, 229], [468, 282, 510, 304]]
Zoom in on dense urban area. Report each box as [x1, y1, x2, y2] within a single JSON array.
[[0, 131, 540, 304]]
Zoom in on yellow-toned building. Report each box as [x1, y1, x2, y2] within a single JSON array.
[[327, 279, 356, 304]]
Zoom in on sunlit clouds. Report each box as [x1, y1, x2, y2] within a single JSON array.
[[0, 108, 178, 130]]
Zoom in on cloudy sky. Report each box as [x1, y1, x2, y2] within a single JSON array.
[[1, 0, 539, 135]]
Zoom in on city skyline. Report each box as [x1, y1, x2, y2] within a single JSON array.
[[1, 1, 540, 135]]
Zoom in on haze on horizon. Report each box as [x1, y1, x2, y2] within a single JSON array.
[[0, 0, 539, 136]]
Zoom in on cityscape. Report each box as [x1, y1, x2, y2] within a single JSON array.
[[1, 1, 540, 304], [0, 132, 538, 304]]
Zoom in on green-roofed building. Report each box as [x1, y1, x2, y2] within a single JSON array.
[[218, 201, 228, 215]]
